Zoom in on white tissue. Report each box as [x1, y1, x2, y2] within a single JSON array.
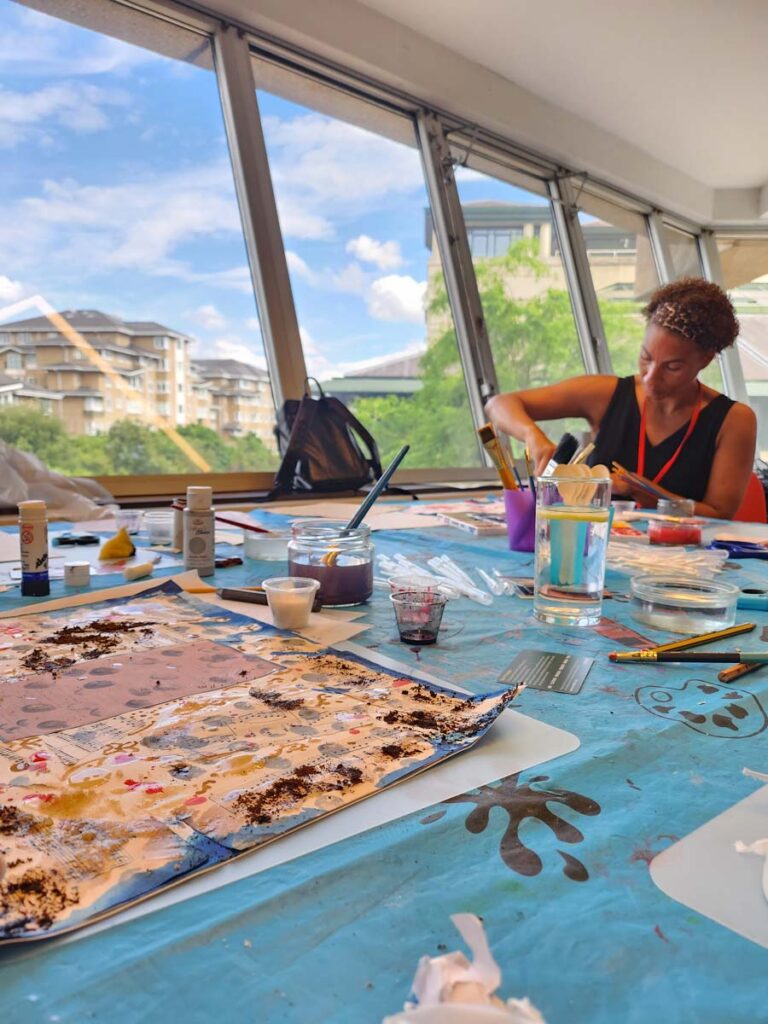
[[735, 838, 768, 901], [382, 914, 546, 1024]]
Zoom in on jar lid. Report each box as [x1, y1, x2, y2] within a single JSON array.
[[630, 573, 739, 607]]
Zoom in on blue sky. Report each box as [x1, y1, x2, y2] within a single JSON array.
[[0, 2, 541, 381]]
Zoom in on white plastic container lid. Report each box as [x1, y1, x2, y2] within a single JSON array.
[[186, 486, 212, 511], [18, 500, 47, 520]]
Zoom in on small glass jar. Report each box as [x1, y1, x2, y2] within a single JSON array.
[[287, 520, 373, 606], [657, 497, 695, 518]]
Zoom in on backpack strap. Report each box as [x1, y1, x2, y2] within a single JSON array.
[[268, 395, 319, 497], [325, 396, 383, 479]]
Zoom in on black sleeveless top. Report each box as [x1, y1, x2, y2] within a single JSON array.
[[588, 376, 734, 502]]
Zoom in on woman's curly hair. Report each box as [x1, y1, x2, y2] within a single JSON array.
[[642, 277, 739, 354]]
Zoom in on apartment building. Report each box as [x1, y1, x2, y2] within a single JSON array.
[[0, 311, 276, 448]]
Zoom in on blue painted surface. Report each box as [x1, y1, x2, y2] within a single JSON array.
[[1, 511, 767, 1023]]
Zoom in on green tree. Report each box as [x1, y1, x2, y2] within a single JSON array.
[[0, 406, 69, 467], [353, 239, 645, 466]]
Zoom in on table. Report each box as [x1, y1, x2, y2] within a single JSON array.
[[1, 512, 767, 1023]]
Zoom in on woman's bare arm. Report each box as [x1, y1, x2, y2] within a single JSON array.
[[485, 375, 617, 473]]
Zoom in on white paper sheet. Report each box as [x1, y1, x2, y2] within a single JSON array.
[[651, 783, 768, 949]]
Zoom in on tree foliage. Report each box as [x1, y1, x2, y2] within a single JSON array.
[[0, 408, 279, 476], [354, 239, 645, 465]]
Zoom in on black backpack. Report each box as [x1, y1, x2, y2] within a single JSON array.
[[271, 379, 382, 495]]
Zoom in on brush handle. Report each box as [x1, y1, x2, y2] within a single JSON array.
[[342, 445, 410, 534], [657, 652, 768, 664]]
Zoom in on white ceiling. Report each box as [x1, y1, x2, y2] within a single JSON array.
[[354, 0, 768, 191]]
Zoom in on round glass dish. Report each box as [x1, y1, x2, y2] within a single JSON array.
[[287, 520, 373, 606], [648, 519, 702, 546], [243, 528, 290, 561], [630, 574, 739, 634]]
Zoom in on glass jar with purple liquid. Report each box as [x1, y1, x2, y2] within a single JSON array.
[[287, 520, 374, 606]]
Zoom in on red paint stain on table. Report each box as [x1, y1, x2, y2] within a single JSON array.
[[654, 924, 670, 943]]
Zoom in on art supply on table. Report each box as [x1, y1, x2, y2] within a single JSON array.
[[738, 588, 768, 612], [426, 555, 494, 605], [99, 527, 136, 560], [609, 650, 768, 665], [534, 472, 611, 627], [592, 617, 653, 648], [19, 499, 49, 597], [144, 509, 174, 546], [523, 447, 536, 497], [477, 425, 517, 490], [123, 559, 156, 582], [629, 574, 739, 634], [391, 589, 448, 645], [570, 440, 595, 466], [718, 661, 765, 683], [115, 509, 143, 535], [214, 513, 272, 535], [542, 432, 579, 476], [611, 500, 637, 516], [438, 509, 507, 536], [658, 497, 695, 518], [262, 576, 320, 629], [503, 487, 536, 552], [243, 528, 290, 560], [218, 586, 323, 612], [288, 519, 373, 605], [608, 621, 756, 661], [513, 466, 525, 490], [172, 498, 185, 550], [606, 539, 727, 578], [184, 486, 214, 577], [648, 518, 702, 546], [341, 443, 411, 534], [53, 532, 100, 546], [710, 539, 768, 561], [64, 561, 90, 587], [214, 556, 243, 569], [499, 650, 594, 695]]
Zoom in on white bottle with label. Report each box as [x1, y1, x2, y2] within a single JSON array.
[[183, 486, 214, 576], [18, 499, 50, 597]]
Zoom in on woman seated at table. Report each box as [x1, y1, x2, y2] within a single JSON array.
[[485, 277, 756, 520]]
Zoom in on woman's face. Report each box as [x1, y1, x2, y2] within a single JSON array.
[[638, 324, 713, 400]]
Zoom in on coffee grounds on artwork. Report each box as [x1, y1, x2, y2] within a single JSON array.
[[233, 761, 364, 825], [248, 688, 304, 711], [0, 868, 77, 932]]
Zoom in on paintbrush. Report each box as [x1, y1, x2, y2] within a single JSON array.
[[478, 425, 518, 490], [611, 462, 670, 501], [608, 622, 756, 661], [214, 513, 273, 535], [609, 650, 768, 665], [718, 661, 765, 683]]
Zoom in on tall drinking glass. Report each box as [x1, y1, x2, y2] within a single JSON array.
[[534, 474, 612, 626]]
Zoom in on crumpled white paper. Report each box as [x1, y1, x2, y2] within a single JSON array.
[[735, 838, 768, 902], [382, 914, 547, 1024]]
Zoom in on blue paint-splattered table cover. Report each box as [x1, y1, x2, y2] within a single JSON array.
[[1, 509, 767, 1023]]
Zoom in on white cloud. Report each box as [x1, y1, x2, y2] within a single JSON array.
[[0, 276, 25, 303], [367, 275, 426, 323], [346, 235, 402, 270], [189, 304, 227, 330], [0, 83, 131, 148], [210, 335, 267, 369], [263, 113, 424, 240], [286, 250, 317, 283], [332, 262, 370, 297], [245, 317, 262, 333]]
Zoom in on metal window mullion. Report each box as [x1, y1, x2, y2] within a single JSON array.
[[212, 24, 307, 406], [416, 111, 498, 437], [699, 231, 749, 404], [646, 210, 674, 283], [548, 177, 612, 375]]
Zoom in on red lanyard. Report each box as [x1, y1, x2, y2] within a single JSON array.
[[637, 385, 703, 483]]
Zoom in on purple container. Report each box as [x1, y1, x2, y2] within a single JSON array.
[[504, 488, 536, 552]]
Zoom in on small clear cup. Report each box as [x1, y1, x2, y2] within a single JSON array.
[[262, 576, 320, 630], [115, 509, 143, 535], [144, 509, 174, 545], [390, 590, 448, 645]]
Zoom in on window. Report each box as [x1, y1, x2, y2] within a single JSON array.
[[0, 1, 278, 478], [717, 235, 768, 458], [577, 194, 659, 378], [665, 225, 702, 279], [7, 353, 21, 370], [453, 163, 586, 447], [254, 62, 482, 468]]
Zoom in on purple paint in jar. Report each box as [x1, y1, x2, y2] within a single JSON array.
[[287, 520, 374, 606]]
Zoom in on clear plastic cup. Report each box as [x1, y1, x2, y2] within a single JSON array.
[[391, 590, 447, 645], [144, 509, 174, 545], [262, 576, 320, 629], [115, 509, 143, 535]]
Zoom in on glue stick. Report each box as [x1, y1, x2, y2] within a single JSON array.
[[19, 499, 50, 597], [184, 486, 214, 576]]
